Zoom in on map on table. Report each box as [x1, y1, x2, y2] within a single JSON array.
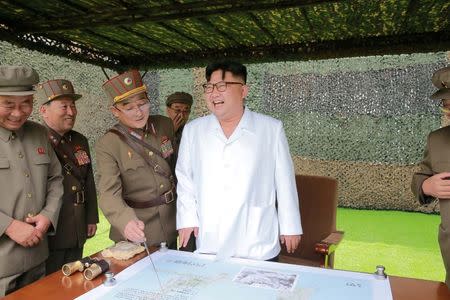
[[76, 250, 392, 300]]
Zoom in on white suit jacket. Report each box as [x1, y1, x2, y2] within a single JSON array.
[[176, 107, 302, 260]]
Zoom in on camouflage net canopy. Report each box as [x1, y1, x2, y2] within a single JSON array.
[[0, 0, 449, 71]]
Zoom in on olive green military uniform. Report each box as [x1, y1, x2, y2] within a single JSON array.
[[0, 65, 64, 296], [411, 66, 450, 288], [0, 121, 63, 295], [97, 69, 177, 248], [96, 115, 177, 247], [45, 128, 98, 274], [412, 126, 450, 287]]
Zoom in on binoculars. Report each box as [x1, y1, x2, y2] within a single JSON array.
[[62, 257, 95, 276], [83, 259, 110, 281], [62, 257, 110, 280]]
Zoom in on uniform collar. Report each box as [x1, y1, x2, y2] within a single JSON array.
[[0, 126, 12, 142], [47, 126, 72, 145], [0, 124, 25, 142], [118, 120, 153, 140]]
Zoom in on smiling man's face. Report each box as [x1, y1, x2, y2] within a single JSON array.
[[204, 70, 248, 123], [0, 95, 33, 131]]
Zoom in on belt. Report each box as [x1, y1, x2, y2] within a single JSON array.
[[124, 187, 175, 209], [74, 191, 85, 205]]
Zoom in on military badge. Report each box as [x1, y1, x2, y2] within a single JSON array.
[[160, 136, 173, 158], [74, 149, 90, 165], [37, 147, 45, 154], [124, 77, 133, 85]]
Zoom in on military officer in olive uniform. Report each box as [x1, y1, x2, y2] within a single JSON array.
[[38, 79, 99, 275], [165, 91, 193, 153], [96, 70, 177, 248], [0, 66, 63, 296], [412, 66, 450, 288]]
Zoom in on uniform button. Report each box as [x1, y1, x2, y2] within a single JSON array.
[[11, 134, 16, 140], [148, 151, 153, 156], [66, 171, 71, 175], [63, 155, 68, 158], [24, 173, 29, 177], [61, 140, 65, 144], [71, 186, 77, 191], [18, 152, 24, 159], [26, 193, 32, 198], [160, 184, 164, 189]]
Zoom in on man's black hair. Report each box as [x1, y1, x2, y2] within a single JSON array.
[[205, 61, 247, 83]]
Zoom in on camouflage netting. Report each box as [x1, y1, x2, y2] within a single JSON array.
[[1, 41, 449, 212]]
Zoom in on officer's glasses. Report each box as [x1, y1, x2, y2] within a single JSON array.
[[114, 102, 151, 116], [202, 81, 244, 93]]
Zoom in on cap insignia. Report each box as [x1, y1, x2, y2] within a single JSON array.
[[124, 77, 133, 85]]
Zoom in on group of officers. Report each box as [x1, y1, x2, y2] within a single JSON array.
[[0, 66, 194, 296], [0, 61, 449, 296]]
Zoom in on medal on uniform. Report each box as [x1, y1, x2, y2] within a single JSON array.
[[37, 147, 45, 154], [74, 148, 90, 165], [160, 136, 173, 158]]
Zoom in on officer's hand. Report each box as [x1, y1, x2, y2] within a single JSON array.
[[422, 172, 450, 199], [280, 235, 302, 253], [5, 219, 42, 247], [172, 113, 184, 132], [178, 227, 199, 248], [124, 219, 145, 242], [87, 224, 97, 238], [25, 214, 51, 237]]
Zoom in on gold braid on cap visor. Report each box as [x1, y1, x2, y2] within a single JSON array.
[[114, 85, 147, 103], [440, 107, 450, 114]]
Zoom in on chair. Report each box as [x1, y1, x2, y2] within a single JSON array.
[[279, 174, 344, 268]]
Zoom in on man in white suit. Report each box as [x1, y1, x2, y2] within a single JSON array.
[[176, 61, 302, 261]]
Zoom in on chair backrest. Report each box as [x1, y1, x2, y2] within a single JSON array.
[[280, 174, 338, 264]]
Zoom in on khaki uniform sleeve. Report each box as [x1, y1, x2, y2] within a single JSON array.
[[96, 136, 136, 237], [39, 139, 64, 232], [0, 213, 13, 237], [411, 134, 435, 205]]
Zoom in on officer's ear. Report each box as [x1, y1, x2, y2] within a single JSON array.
[[110, 105, 119, 118], [39, 104, 47, 116]]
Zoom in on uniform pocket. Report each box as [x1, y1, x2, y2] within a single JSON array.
[[33, 155, 51, 165], [122, 158, 145, 171], [0, 158, 10, 169]]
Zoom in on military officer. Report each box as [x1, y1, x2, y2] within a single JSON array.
[[38, 79, 99, 275], [96, 70, 177, 248], [0, 66, 63, 296], [165, 92, 195, 251], [165, 91, 193, 151], [412, 66, 450, 288]]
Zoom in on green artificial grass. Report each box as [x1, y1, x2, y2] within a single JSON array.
[[83, 212, 113, 257], [84, 207, 445, 282], [334, 208, 444, 282]]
